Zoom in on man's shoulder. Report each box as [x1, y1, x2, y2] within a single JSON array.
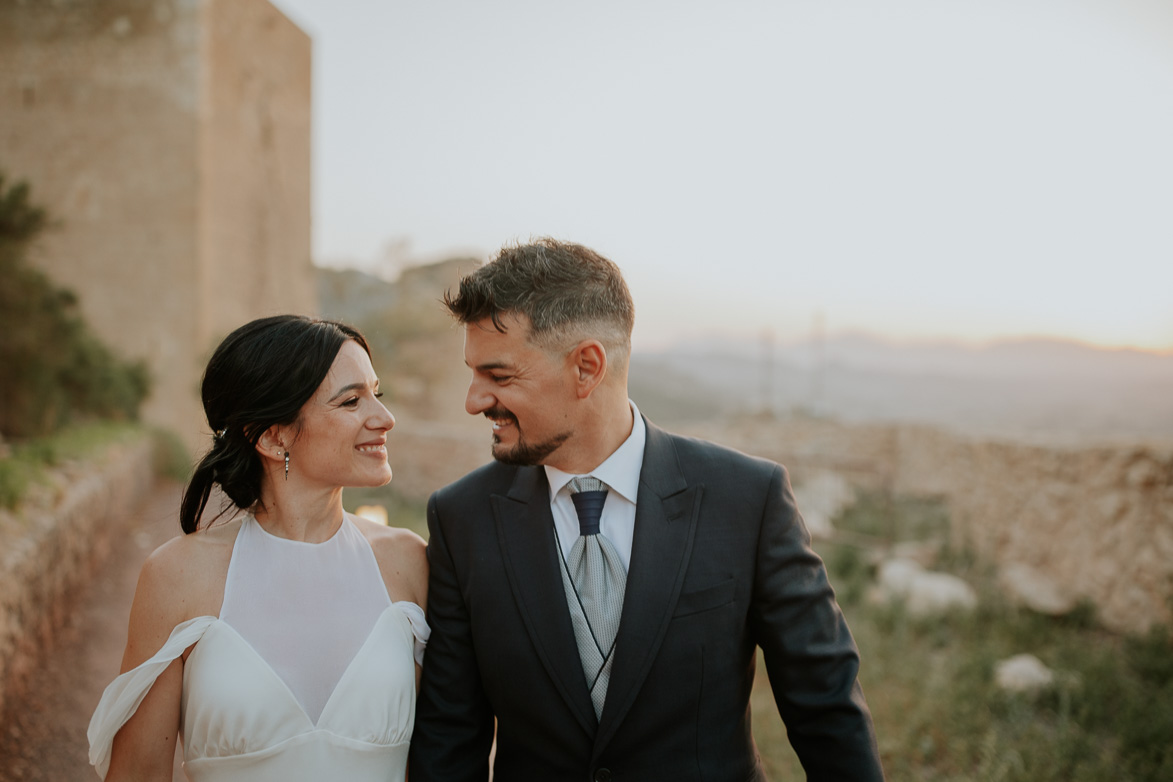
[[650, 421, 782, 478]]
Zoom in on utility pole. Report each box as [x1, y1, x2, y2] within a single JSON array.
[[760, 327, 775, 418], [810, 311, 826, 416]]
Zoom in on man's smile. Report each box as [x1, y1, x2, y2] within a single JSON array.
[[485, 408, 519, 431]]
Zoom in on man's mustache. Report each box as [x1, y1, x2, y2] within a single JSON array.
[[484, 407, 518, 425]]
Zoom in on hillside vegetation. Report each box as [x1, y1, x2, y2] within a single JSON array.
[[0, 173, 149, 440]]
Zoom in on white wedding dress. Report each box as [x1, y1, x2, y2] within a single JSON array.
[[88, 514, 428, 781]]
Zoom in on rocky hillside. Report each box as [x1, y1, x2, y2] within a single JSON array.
[[317, 258, 480, 425]]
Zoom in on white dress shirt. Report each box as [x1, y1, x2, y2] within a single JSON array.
[[544, 401, 647, 572]]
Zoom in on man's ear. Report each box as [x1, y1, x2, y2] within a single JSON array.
[[255, 424, 288, 466], [571, 340, 608, 399]]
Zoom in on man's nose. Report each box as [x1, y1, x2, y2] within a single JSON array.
[[465, 378, 493, 416]]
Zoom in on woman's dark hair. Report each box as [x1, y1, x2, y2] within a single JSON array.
[[178, 315, 371, 534]]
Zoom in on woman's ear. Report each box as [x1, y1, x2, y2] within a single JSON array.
[[254, 425, 287, 466], [571, 340, 608, 399]]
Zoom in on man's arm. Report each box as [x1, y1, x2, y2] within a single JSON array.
[[408, 493, 496, 782], [750, 464, 885, 780]]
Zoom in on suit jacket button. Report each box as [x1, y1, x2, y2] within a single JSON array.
[[594, 769, 612, 782]]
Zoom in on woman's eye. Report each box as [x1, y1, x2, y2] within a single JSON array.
[[341, 397, 360, 407], [375, 392, 384, 399]]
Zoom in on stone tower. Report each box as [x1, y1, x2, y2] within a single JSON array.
[[0, 0, 316, 452]]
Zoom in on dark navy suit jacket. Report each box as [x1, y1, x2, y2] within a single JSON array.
[[409, 419, 884, 781]]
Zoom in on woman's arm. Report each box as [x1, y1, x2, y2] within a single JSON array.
[[360, 518, 429, 686], [102, 526, 233, 781], [103, 541, 188, 781], [362, 519, 429, 609]]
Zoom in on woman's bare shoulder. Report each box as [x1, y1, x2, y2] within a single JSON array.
[[351, 514, 428, 607], [143, 516, 240, 578], [119, 516, 244, 671], [134, 517, 244, 622]]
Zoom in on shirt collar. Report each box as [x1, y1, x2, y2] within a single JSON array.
[[545, 400, 646, 504]]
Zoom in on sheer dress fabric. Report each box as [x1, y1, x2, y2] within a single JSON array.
[[88, 514, 428, 782]]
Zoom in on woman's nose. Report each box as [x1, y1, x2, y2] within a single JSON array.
[[373, 400, 395, 430]]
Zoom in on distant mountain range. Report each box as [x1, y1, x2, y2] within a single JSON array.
[[631, 334, 1173, 445], [317, 262, 1173, 446]]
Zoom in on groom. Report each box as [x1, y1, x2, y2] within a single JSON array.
[[409, 238, 884, 781]]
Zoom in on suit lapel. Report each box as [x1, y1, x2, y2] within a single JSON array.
[[594, 422, 703, 752], [492, 466, 597, 734]]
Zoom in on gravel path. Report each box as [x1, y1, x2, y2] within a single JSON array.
[[0, 480, 186, 782]]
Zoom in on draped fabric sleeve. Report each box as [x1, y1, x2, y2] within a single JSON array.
[[395, 601, 430, 667], [87, 616, 217, 779]]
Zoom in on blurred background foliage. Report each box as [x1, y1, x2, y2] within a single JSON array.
[[0, 172, 150, 440], [0, 172, 154, 509]]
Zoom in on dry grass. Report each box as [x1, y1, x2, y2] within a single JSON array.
[[751, 493, 1173, 781]]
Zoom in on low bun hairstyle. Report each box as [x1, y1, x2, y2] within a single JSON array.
[[178, 315, 372, 534]]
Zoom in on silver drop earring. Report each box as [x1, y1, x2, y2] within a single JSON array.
[[284, 450, 290, 481]]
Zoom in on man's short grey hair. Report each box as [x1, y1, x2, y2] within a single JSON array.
[[443, 238, 635, 362]]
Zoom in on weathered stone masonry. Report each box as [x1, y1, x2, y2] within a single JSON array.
[[0, 0, 317, 454], [0, 436, 156, 716]]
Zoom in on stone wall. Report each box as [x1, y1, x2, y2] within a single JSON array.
[[679, 416, 1173, 634], [0, 0, 315, 453], [0, 435, 157, 716], [197, 0, 316, 360]]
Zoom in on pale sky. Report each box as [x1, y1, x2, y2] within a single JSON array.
[[270, 0, 1173, 353]]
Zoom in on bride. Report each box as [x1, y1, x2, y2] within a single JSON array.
[[89, 315, 428, 781]]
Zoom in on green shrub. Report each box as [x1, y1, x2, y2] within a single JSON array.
[[0, 173, 150, 438], [151, 427, 194, 482], [0, 421, 146, 509], [0, 458, 31, 509]]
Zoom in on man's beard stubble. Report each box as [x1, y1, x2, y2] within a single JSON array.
[[487, 410, 572, 467]]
